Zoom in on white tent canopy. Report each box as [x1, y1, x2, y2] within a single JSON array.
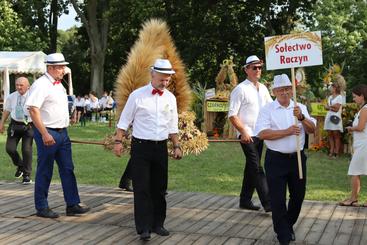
[[0, 51, 73, 106]]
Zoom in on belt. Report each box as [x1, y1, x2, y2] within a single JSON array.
[[267, 149, 303, 158], [11, 119, 32, 126], [132, 136, 167, 144], [47, 127, 65, 132]]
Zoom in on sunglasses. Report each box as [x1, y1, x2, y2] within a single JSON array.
[[251, 66, 262, 71]]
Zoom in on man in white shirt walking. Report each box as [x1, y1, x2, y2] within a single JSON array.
[[0, 77, 33, 184], [114, 58, 182, 241], [255, 74, 316, 245], [228, 55, 272, 212], [26, 53, 90, 219]]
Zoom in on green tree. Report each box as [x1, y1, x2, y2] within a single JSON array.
[[307, 0, 367, 98], [10, 0, 69, 53], [70, 0, 109, 96], [0, 0, 46, 50]]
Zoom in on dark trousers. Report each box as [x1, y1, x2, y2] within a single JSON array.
[[130, 138, 168, 233], [33, 128, 80, 210], [265, 149, 307, 243], [119, 158, 132, 186], [6, 122, 34, 176], [239, 136, 270, 207]]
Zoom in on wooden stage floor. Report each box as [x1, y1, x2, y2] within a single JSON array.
[[0, 181, 366, 244]]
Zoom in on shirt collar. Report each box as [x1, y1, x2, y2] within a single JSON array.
[[45, 72, 56, 84], [274, 99, 294, 109]]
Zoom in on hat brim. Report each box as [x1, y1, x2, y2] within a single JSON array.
[[244, 60, 263, 68], [151, 67, 175, 74], [272, 85, 292, 90], [46, 62, 69, 65]]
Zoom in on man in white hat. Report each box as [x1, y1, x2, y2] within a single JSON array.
[[228, 55, 272, 212], [113, 58, 182, 241], [26, 53, 90, 219], [255, 74, 316, 245]]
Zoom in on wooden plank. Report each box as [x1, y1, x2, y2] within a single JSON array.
[[176, 233, 202, 245], [349, 206, 367, 245], [318, 205, 347, 244], [333, 206, 359, 245], [181, 196, 236, 233], [304, 202, 335, 244]]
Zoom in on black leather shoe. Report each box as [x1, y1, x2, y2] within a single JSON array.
[[36, 208, 59, 218], [66, 204, 90, 216], [279, 241, 290, 245], [140, 231, 151, 241], [153, 226, 170, 236], [119, 179, 133, 192], [291, 232, 296, 241], [239, 201, 260, 211], [264, 205, 272, 213]]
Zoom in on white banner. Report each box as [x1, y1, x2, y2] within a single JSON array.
[[264, 31, 323, 70]]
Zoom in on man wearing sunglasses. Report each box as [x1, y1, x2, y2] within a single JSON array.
[[228, 55, 272, 212]]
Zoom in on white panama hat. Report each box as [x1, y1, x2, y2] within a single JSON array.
[[45, 53, 69, 65], [243, 55, 263, 68], [272, 74, 292, 89], [151, 59, 175, 74]]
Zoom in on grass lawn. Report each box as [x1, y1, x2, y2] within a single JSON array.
[[0, 122, 365, 202]]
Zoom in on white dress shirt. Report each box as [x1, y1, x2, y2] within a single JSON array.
[[4, 91, 32, 123], [117, 83, 179, 141], [228, 79, 273, 137], [255, 99, 317, 153], [74, 98, 85, 107], [25, 73, 69, 128]]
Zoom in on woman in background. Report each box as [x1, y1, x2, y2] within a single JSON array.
[[324, 81, 343, 158], [339, 84, 367, 206]]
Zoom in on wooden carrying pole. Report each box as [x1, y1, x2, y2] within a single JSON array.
[[291, 68, 303, 179]]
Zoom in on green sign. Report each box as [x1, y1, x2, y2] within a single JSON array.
[[310, 102, 327, 116], [207, 101, 229, 112]]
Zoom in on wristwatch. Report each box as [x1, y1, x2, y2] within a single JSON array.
[[173, 144, 181, 150]]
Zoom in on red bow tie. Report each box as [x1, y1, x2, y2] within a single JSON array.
[[53, 80, 61, 85], [152, 88, 163, 96]]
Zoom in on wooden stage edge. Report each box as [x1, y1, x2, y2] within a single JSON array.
[[0, 181, 366, 245]]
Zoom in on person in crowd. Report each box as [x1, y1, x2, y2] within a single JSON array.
[[89, 91, 99, 122], [0, 77, 33, 185], [339, 84, 367, 207], [74, 95, 85, 124], [324, 82, 343, 158], [83, 94, 91, 122], [255, 74, 316, 245], [113, 58, 182, 241], [228, 55, 272, 212], [26, 53, 90, 219]]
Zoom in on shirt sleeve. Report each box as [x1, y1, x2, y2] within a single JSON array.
[[4, 94, 12, 112], [254, 105, 271, 136], [228, 86, 244, 117], [25, 82, 47, 109], [116, 93, 136, 130], [169, 96, 179, 134]]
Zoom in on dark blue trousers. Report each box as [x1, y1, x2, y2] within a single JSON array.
[[265, 149, 307, 243], [33, 127, 80, 210]]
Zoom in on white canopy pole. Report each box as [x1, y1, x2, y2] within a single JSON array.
[[3, 67, 10, 105]]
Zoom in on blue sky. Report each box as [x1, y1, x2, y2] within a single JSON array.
[[58, 5, 81, 30]]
